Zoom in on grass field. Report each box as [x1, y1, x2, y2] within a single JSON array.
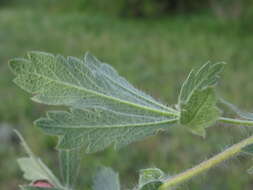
[[1, 6, 253, 190]]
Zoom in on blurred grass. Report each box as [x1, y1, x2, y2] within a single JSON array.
[[1, 6, 253, 190]]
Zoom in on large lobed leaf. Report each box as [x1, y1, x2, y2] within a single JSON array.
[[9, 51, 178, 152], [35, 108, 177, 152], [9, 51, 176, 113], [178, 62, 225, 136]]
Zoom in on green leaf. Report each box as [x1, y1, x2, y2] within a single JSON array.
[[15, 130, 62, 188], [17, 158, 54, 183], [178, 62, 225, 104], [59, 149, 81, 188], [20, 187, 59, 190], [180, 88, 221, 137], [247, 166, 253, 174], [10, 51, 178, 152], [138, 168, 165, 190], [93, 167, 120, 190], [9, 51, 176, 115], [178, 63, 224, 136], [36, 108, 177, 152]]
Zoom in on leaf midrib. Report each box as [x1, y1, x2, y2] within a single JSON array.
[[30, 71, 178, 117], [182, 89, 212, 125], [62, 56, 176, 113], [97, 65, 176, 113], [40, 118, 178, 130]]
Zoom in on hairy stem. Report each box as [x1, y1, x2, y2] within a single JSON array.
[[219, 117, 253, 126], [159, 135, 253, 190]]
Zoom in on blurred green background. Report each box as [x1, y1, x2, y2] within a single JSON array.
[[0, 0, 253, 189]]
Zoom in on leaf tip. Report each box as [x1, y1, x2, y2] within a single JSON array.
[[27, 50, 54, 58], [8, 58, 27, 74], [190, 127, 206, 138]]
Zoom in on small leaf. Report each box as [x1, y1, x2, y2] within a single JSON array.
[[220, 99, 253, 120], [247, 166, 253, 174], [59, 149, 81, 188], [178, 62, 225, 104], [180, 88, 221, 137], [139, 168, 164, 186], [93, 167, 120, 190], [138, 168, 165, 190], [17, 158, 54, 183], [15, 130, 62, 188], [178, 62, 224, 136], [10, 51, 178, 152]]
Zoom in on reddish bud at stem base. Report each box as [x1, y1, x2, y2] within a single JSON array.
[[32, 180, 54, 188]]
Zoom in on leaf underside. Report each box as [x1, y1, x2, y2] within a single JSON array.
[[93, 167, 120, 190], [36, 108, 177, 152], [10, 51, 177, 152], [17, 157, 53, 183], [59, 148, 81, 188], [178, 62, 224, 136]]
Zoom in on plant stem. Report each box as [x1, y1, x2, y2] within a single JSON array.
[[159, 135, 253, 190], [219, 117, 253, 126]]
